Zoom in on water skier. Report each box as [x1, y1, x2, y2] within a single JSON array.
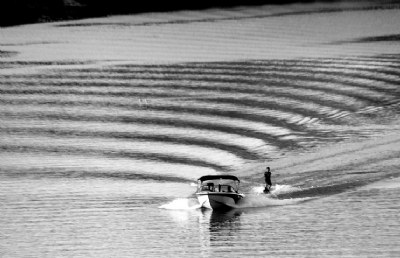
[[264, 167, 272, 194]]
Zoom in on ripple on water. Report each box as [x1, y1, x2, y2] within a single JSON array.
[[1, 57, 399, 184]]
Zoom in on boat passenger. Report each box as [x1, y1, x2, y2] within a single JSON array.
[[207, 182, 214, 191]]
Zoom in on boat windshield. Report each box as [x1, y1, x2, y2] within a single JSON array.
[[197, 180, 239, 193]]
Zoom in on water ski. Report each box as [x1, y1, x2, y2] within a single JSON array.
[[263, 186, 270, 194]]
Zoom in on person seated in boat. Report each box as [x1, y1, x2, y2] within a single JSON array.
[[263, 167, 272, 193], [207, 182, 215, 192]]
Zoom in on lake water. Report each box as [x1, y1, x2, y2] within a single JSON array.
[[2, 177, 400, 257], [1, 1, 400, 257]]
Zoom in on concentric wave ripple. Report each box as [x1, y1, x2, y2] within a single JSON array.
[[1, 55, 399, 179]]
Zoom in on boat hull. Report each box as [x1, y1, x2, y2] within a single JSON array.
[[196, 192, 243, 210]]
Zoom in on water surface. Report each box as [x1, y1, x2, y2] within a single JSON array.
[[1, 1, 400, 257]]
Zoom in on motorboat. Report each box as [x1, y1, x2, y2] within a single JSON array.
[[196, 175, 245, 210]]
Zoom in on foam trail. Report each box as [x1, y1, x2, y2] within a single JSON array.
[[251, 184, 302, 195], [159, 198, 201, 210], [159, 185, 308, 210], [361, 177, 400, 190], [236, 195, 312, 208], [238, 184, 310, 208], [272, 184, 302, 195], [251, 186, 266, 194]]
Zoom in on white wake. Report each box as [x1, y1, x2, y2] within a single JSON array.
[[160, 184, 310, 210], [159, 198, 201, 210]]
